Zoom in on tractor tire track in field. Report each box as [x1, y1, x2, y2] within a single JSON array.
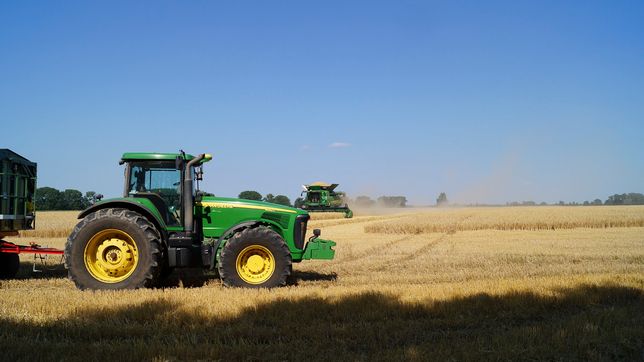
[[326, 235, 414, 267], [390, 214, 470, 263], [310, 214, 410, 229], [366, 233, 448, 271], [398, 233, 448, 262]]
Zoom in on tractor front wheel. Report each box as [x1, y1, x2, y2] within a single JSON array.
[[0, 251, 19, 279], [218, 227, 291, 288], [65, 208, 162, 290]]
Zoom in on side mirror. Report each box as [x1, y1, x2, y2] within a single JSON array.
[[313, 229, 321, 237]]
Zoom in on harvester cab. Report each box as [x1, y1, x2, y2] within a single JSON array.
[[63, 151, 337, 290], [301, 182, 353, 218]]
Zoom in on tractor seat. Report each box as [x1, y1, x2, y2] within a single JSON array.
[[132, 192, 180, 226]]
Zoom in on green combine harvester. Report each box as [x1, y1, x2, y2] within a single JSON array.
[[1, 150, 337, 289], [301, 182, 353, 218]]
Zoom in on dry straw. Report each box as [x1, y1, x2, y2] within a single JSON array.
[[364, 206, 644, 234]]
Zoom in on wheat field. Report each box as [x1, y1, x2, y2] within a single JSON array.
[[1, 207, 643, 361]]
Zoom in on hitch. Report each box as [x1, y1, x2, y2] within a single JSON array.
[[302, 229, 336, 260]]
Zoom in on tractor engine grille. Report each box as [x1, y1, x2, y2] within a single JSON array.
[[293, 214, 310, 250]]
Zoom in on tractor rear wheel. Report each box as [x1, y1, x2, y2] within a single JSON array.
[[65, 208, 162, 290], [218, 226, 291, 288], [0, 251, 19, 279]]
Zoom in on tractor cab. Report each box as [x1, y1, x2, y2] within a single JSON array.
[[126, 160, 182, 226], [120, 152, 212, 228]]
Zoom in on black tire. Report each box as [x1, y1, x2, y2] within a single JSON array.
[[0, 252, 19, 279], [218, 226, 291, 288], [65, 208, 162, 290]]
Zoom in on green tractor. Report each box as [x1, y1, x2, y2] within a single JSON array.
[[301, 182, 353, 218], [65, 151, 336, 290]]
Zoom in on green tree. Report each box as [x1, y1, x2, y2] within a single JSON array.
[[35, 187, 62, 210], [35, 187, 99, 210], [84, 191, 96, 204], [605, 193, 644, 205], [294, 197, 304, 208], [238, 190, 262, 201], [83, 191, 103, 207], [61, 189, 85, 210], [436, 192, 448, 206], [263, 193, 275, 203], [271, 195, 292, 207]]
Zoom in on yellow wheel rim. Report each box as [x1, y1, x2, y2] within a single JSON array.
[[235, 245, 275, 285], [84, 229, 139, 283]]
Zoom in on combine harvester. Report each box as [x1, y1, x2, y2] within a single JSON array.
[[0, 149, 62, 278], [0, 149, 337, 289], [301, 182, 353, 218]]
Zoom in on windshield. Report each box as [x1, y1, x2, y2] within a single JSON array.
[[128, 161, 181, 223]]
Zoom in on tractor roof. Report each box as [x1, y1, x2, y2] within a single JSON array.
[[121, 152, 196, 162]]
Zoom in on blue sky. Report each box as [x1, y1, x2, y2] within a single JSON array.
[[2, 1, 643, 205]]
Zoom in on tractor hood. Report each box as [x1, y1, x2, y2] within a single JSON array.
[[198, 196, 305, 215]]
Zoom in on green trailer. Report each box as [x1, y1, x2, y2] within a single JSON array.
[[0, 150, 63, 278], [0, 149, 36, 234]]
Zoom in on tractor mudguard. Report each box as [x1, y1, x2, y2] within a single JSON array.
[[78, 199, 168, 238]]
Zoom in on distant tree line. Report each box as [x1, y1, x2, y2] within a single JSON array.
[[513, 193, 644, 206], [434, 192, 644, 207], [604, 193, 644, 205], [35, 187, 100, 210], [238, 190, 292, 207], [501, 193, 644, 207]]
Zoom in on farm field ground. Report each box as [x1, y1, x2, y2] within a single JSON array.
[[1, 206, 643, 361]]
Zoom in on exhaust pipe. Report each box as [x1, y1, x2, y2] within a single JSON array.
[[183, 154, 206, 233]]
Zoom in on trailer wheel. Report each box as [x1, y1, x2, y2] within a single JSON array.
[[65, 208, 162, 290], [0, 252, 19, 279], [218, 226, 291, 288]]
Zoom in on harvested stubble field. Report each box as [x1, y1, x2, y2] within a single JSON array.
[[1, 206, 643, 361]]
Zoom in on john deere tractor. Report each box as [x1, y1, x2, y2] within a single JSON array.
[[301, 182, 353, 218], [65, 152, 336, 290]]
